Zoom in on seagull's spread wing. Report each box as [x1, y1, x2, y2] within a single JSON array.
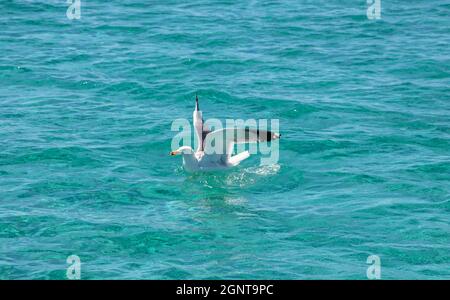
[[201, 128, 278, 166], [204, 128, 277, 146]]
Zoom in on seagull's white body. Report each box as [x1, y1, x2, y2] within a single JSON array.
[[173, 145, 251, 172], [170, 95, 280, 172]]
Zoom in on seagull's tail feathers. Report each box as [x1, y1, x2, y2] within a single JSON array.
[[227, 151, 250, 166]]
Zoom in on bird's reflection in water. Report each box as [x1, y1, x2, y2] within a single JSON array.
[[183, 163, 281, 188], [175, 164, 281, 220]]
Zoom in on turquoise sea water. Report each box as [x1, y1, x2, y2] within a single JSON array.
[[1, 0, 449, 279]]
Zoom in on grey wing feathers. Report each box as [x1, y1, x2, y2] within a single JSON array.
[[203, 128, 277, 144], [240, 128, 276, 143], [202, 128, 212, 143]]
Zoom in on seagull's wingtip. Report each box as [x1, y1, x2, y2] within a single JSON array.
[[195, 93, 199, 110]]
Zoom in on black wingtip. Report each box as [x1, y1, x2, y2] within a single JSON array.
[[195, 93, 199, 110]]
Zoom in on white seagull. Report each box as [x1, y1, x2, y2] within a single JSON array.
[[170, 95, 280, 172]]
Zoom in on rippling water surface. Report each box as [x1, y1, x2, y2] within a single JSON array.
[[1, 0, 449, 279]]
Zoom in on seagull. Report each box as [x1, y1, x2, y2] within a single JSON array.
[[170, 94, 280, 172]]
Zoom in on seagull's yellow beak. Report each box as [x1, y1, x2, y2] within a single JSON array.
[[169, 150, 180, 156]]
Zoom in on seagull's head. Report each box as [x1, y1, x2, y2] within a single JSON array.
[[170, 146, 194, 156]]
